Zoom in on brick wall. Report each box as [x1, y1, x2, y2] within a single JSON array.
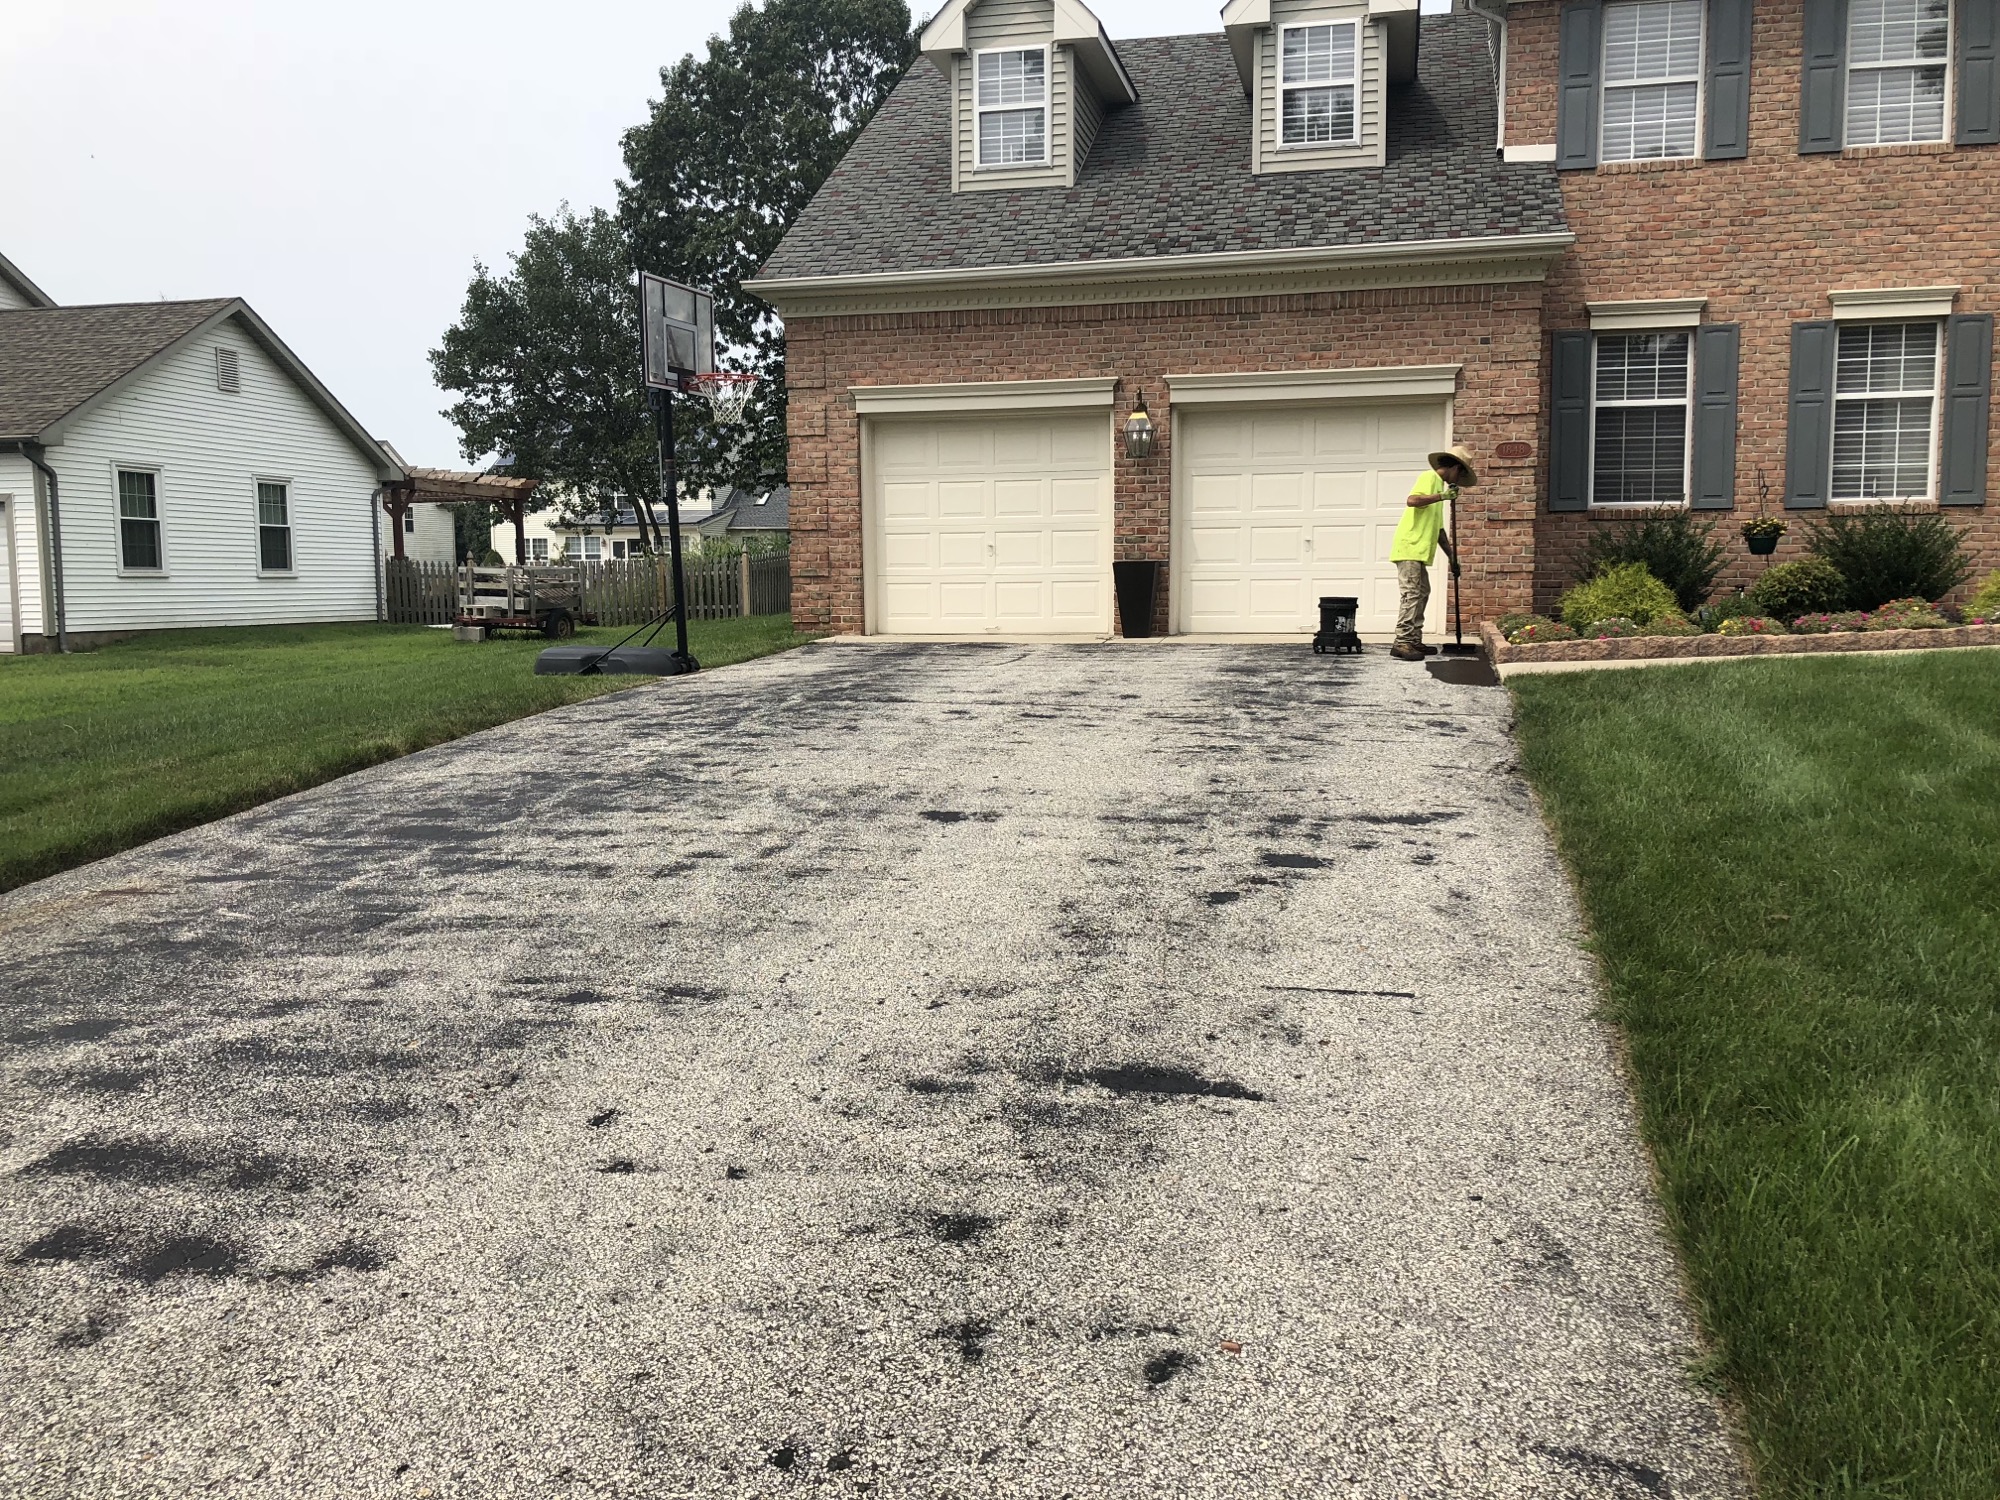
[[784, 282, 1549, 635], [1506, 0, 2000, 611]]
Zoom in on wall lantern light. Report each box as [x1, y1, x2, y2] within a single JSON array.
[[1122, 390, 1157, 460]]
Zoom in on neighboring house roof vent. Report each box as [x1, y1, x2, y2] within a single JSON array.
[[215, 346, 241, 393]]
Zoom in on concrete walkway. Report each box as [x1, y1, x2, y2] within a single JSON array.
[[0, 643, 1747, 1498]]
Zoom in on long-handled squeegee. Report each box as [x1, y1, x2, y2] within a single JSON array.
[[1438, 492, 1480, 658]]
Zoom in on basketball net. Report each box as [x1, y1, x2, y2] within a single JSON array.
[[688, 371, 758, 425]]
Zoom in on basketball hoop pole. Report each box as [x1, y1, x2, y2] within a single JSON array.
[[652, 385, 696, 671]]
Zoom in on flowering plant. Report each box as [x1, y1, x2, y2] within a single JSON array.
[[1640, 611, 1704, 637], [1508, 618, 1578, 644], [1790, 611, 1870, 634], [1863, 602, 1950, 630], [1717, 615, 1788, 636], [1581, 616, 1644, 638], [1740, 516, 1787, 540]]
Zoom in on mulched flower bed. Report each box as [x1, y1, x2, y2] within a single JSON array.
[[1482, 619, 2000, 666]]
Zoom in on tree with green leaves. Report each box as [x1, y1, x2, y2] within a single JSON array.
[[618, 0, 915, 489], [432, 0, 913, 530]]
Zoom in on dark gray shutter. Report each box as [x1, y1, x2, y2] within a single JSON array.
[[1550, 330, 1593, 511], [1690, 324, 1740, 507], [1800, 0, 1849, 153], [1958, 0, 2000, 144], [1939, 313, 1993, 505], [1557, 3, 1602, 170], [1704, 0, 1754, 159], [1785, 320, 1838, 508]]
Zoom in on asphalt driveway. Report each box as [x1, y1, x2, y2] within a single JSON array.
[[0, 642, 1747, 1498]]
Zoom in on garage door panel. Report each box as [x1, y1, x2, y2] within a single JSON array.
[[870, 415, 1110, 635], [1178, 400, 1451, 637]]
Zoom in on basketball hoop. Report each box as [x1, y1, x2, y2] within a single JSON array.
[[688, 371, 758, 425]]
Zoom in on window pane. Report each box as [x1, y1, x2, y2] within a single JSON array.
[[1603, 0, 1703, 84], [976, 49, 1044, 107], [259, 527, 292, 571], [1282, 84, 1356, 144], [1836, 322, 1937, 395], [1601, 81, 1700, 159], [257, 482, 288, 527], [1844, 63, 1947, 144], [1849, 0, 1949, 64], [979, 106, 1046, 164], [1595, 333, 1691, 402], [1833, 398, 1934, 497], [1282, 24, 1354, 85], [121, 519, 161, 570], [1594, 406, 1689, 504], [117, 470, 157, 520]]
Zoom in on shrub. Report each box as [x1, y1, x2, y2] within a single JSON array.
[[1802, 506, 1971, 609], [1581, 510, 1728, 613], [1560, 563, 1681, 629], [1864, 598, 1952, 631], [1508, 619, 1577, 644], [1639, 611, 1703, 637], [1717, 615, 1788, 637], [1494, 611, 1539, 639], [1748, 556, 1848, 619], [1696, 593, 1761, 631], [1580, 616, 1644, 638], [1790, 611, 1870, 634], [1966, 570, 2000, 620]]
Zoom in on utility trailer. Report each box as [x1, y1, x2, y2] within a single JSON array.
[[451, 563, 594, 640]]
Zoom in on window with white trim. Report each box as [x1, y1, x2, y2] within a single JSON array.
[[529, 537, 549, 563], [975, 48, 1048, 167], [571, 535, 602, 563], [1280, 22, 1360, 146], [1847, 0, 1950, 145], [1833, 322, 1938, 499], [1591, 332, 1692, 504], [117, 469, 163, 570], [402, 508, 415, 533], [257, 481, 293, 572], [1600, 0, 1703, 161]]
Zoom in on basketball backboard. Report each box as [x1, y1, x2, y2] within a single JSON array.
[[641, 272, 715, 390]]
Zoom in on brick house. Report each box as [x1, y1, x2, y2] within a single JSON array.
[[749, 0, 1998, 638]]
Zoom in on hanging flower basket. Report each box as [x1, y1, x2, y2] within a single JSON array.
[[1741, 516, 1786, 555]]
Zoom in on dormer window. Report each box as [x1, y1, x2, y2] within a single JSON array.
[[977, 47, 1050, 167], [1280, 23, 1359, 147]]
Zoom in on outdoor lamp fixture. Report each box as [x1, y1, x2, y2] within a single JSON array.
[[1122, 390, 1157, 459]]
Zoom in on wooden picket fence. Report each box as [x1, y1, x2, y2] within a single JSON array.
[[383, 553, 790, 627]]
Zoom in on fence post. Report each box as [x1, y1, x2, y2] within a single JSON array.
[[739, 550, 752, 617]]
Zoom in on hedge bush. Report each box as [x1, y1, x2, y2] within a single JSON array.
[[1803, 507, 1970, 609], [1580, 509, 1727, 613], [1748, 557, 1848, 620], [1559, 563, 1681, 629], [1967, 570, 2000, 620]]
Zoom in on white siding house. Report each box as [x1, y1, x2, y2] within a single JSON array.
[[0, 286, 399, 652]]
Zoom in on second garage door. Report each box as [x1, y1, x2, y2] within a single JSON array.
[[868, 413, 1112, 635], [1175, 401, 1450, 638]]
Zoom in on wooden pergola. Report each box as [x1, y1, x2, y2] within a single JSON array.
[[382, 467, 542, 563]]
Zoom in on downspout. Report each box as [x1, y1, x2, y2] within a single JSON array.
[[1466, 0, 1507, 155], [4, 441, 67, 653]]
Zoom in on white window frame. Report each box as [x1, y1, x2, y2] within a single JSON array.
[[1278, 21, 1362, 149], [113, 464, 168, 576], [1830, 319, 1942, 503], [1844, 0, 1953, 147], [571, 535, 603, 563], [529, 537, 549, 563], [1598, 0, 1705, 162], [254, 476, 296, 576], [1587, 330, 1696, 508], [973, 45, 1050, 170]]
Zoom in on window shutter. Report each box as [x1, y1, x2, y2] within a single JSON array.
[[1785, 320, 1838, 508], [1690, 324, 1741, 508], [1557, 3, 1602, 170], [1704, 0, 1754, 159], [1549, 330, 1592, 511], [1799, 0, 1848, 153], [1939, 313, 1993, 505], [1958, 0, 2000, 144]]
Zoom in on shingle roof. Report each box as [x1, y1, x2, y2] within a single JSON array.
[[760, 13, 1566, 282], [0, 300, 235, 440]]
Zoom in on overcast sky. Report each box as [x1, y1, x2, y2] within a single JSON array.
[[2, 1, 1426, 467]]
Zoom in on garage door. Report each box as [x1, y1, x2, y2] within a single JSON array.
[[868, 414, 1112, 635], [1176, 401, 1449, 637]]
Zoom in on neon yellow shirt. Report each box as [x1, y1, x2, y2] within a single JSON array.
[[1390, 469, 1453, 564]]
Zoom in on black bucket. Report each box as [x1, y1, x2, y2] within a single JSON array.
[[1113, 560, 1161, 638]]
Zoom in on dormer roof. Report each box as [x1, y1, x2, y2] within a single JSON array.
[[920, 0, 1137, 105], [1221, 0, 1422, 93], [0, 251, 56, 310]]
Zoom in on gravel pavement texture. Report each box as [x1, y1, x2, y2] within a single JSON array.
[[0, 642, 1748, 1499]]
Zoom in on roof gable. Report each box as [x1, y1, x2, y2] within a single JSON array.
[[0, 251, 56, 310]]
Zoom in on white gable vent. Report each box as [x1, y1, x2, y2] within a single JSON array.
[[215, 347, 240, 393]]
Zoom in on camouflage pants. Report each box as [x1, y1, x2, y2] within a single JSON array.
[[1395, 559, 1431, 646]]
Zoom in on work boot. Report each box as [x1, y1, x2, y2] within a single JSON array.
[[1389, 642, 1425, 661]]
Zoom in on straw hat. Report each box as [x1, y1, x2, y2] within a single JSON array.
[[1428, 445, 1479, 487]]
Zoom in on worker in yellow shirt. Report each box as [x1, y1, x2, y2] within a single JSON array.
[[1388, 445, 1474, 661]]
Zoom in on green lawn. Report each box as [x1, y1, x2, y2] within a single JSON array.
[[0, 616, 810, 892], [1510, 653, 2000, 1498]]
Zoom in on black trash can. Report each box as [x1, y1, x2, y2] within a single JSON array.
[[1313, 596, 1363, 655], [1113, 560, 1162, 639]]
